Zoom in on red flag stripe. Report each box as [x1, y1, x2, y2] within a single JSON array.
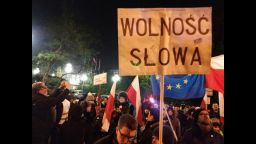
[[206, 55, 224, 94], [101, 82, 117, 132], [127, 76, 143, 125]]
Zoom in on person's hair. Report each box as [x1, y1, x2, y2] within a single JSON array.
[[59, 80, 67, 89], [32, 82, 46, 96], [117, 114, 137, 130], [82, 101, 95, 110], [118, 91, 128, 100]]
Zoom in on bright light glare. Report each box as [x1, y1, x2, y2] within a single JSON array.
[[149, 97, 155, 103], [112, 74, 120, 82], [65, 63, 73, 73], [81, 74, 88, 81], [33, 68, 40, 75]]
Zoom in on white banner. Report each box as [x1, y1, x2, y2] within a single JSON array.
[[118, 8, 212, 75], [93, 73, 107, 85]]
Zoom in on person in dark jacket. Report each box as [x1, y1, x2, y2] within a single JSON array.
[[83, 100, 97, 144], [182, 108, 224, 144], [60, 104, 86, 144], [139, 108, 159, 144], [209, 103, 220, 119], [152, 125, 173, 144], [166, 106, 181, 144], [117, 91, 134, 116], [49, 80, 71, 144], [51, 80, 71, 124], [94, 114, 137, 144], [32, 82, 70, 144]]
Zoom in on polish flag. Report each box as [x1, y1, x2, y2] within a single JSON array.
[[101, 81, 117, 132], [205, 55, 224, 94], [127, 76, 143, 125], [205, 55, 224, 123], [200, 91, 208, 110]]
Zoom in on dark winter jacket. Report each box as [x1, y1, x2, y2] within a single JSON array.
[[94, 132, 118, 144], [139, 121, 159, 144], [182, 124, 224, 144], [32, 89, 69, 144]]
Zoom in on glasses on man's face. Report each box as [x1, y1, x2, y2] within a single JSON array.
[[118, 129, 135, 142]]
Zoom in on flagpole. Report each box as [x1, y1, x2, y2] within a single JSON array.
[[163, 105, 178, 142], [159, 75, 164, 143]]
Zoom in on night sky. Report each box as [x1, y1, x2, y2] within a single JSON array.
[[32, 0, 224, 71]]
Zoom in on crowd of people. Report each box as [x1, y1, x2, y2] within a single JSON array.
[[32, 80, 224, 144]]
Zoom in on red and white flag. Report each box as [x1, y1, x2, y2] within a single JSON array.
[[205, 55, 224, 123], [205, 54, 224, 94], [200, 92, 208, 110], [101, 81, 117, 132], [127, 76, 143, 125]]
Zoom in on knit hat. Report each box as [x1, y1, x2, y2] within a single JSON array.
[[149, 108, 159, 122], [192, 108, 204, 122]]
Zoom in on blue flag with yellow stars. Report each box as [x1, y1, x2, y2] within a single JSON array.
[[150, 75, 205, 99]]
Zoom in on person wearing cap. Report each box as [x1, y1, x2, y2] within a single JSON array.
[[182, 108, 224, 144], [139, 108, 160, 144], [32, 81, 70, 144], [117, 91, 134, 116]]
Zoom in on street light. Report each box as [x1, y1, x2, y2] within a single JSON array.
[[33, 68, 40, 75], [81, 74, 88, 81], [65, 63, 73, 73], [112, 74, 120, 82], [80, 73, 88, 93]]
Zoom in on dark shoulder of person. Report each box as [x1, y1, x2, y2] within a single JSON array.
[[94, 133, 114, 144], [209, 130, 224, 144]]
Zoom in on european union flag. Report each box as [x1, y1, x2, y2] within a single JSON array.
[[150, 75, 205, 99]]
